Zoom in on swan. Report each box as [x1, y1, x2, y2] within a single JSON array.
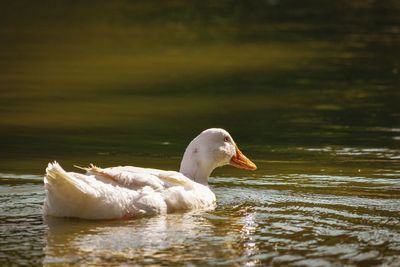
[[43, 128, 257, 219]]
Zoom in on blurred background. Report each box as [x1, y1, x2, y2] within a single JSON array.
[[1, 1, 400, 266], [1, 0, 399, 174]]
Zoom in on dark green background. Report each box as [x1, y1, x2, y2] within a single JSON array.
[[1, 0, 399, 173], [1, 1, 400, 266]]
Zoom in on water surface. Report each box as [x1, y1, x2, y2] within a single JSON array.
[[1, 1, 399, 266]]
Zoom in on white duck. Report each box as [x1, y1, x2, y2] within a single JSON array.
[[44, 128, 257, 219]]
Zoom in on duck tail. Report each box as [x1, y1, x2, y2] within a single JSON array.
[[45, 161, 86, 193], [44, 161, 92, 217]]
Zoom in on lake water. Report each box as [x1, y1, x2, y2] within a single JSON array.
[[1, 1, 400, 266]]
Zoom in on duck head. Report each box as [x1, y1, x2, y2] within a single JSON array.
[[179, 128, 257, 185]]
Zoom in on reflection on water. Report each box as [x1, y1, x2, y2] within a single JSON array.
[[1, 165, 400, 266], [0, 176, 45, 266], [41, 178, 400, 266], [44, 213, 216, 265], [1, 0, 400, 266], [43, 209, 266, 266]]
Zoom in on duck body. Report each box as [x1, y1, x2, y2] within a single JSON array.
[[44, 163, 217, 219], [43, 128, 256, 219]]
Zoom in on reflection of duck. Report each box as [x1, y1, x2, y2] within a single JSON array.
[[44, 128, 257, 219], [43, 213, 221, 265]]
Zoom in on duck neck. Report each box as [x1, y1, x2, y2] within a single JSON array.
[[179, 140, 216, 186]]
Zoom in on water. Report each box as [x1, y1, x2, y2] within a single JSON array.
[[1, 1, 400, 266]]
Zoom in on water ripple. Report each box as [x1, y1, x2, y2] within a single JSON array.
[[0, 171, 399, 266]]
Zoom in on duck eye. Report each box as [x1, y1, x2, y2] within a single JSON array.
[[224, 136, 230, 142]]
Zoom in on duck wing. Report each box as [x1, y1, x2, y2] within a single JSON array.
[[86, 165, 195, 191], [86, 165, 215, 212]]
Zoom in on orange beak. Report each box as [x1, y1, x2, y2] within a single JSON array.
[[229, 145, 257, 171]]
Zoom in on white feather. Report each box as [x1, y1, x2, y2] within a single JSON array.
[[43, 128, 254, 219]]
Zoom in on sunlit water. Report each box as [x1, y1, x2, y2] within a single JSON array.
[[1, 1, 400, 266], [1, 147, 400, 266]]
